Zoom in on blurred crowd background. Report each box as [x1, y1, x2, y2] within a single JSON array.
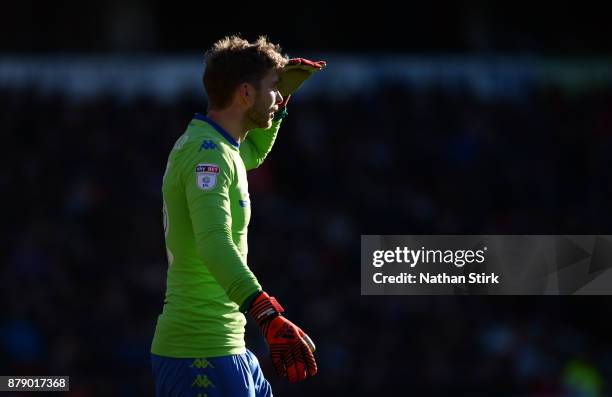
[[2, 1, 612, 396]]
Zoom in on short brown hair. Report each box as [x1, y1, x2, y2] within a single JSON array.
[[203, 35, 288, 109]]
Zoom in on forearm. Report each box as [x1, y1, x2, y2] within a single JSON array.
[[196, 227, 262, 306], [241, 112, 285, 169]]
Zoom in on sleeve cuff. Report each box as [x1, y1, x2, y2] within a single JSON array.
[[272, 107, 289, 121], [239, 289, 263, 313]]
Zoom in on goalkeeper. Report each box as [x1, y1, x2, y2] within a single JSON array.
[[150, 35, 325, 397]]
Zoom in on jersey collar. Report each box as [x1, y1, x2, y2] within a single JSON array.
[[193, 113, 240, 147]]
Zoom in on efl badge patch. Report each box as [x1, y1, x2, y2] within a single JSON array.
[[196, 163, 220, 191]]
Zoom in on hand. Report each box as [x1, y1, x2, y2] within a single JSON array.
[[277, 58, 326, 99], [248, 291, 318, 382]]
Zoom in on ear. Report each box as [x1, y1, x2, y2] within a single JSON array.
[[237, 82, 256, 107]]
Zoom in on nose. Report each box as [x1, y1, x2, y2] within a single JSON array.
[[275, 90, 284, 105]]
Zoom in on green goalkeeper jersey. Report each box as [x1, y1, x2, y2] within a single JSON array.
[[151, 112, 282, 358]]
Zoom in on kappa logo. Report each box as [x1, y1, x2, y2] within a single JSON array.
[[196, 163, 220, 191], [199, 140, 218, 151], [274, 323, 295, 339], [192, 374, 215, 389], [190, 358, 215, 369]]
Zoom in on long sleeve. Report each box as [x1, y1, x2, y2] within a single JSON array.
[[240, 116, 284, 170], [184, 147, 261, 306]]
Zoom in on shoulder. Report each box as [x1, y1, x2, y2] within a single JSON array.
[[181, 130, 236, 177]]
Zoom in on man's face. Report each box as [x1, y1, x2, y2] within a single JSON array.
[[245, 69, 283, 129]]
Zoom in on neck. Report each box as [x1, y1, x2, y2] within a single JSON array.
[[206, 108, 249, 144]]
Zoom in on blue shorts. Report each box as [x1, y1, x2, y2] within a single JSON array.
[[151, 350, 272, 397]]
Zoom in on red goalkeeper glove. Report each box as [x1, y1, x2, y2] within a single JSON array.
[[276, 58, 326, 107], [248, 291, 318, 382]]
